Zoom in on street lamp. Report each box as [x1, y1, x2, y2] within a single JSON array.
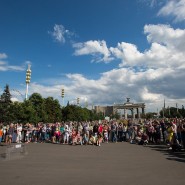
[[25, 64, 31, 100], [61, 88, 65, 107], [77, 97, 80, 106]]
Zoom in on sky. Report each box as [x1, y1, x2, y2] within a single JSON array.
[[0, 0, 185, 112]]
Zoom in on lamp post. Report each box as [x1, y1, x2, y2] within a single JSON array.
[[61, 88, 65, 107], [77, 97, 80, 106], [25, 64, 31, 100]]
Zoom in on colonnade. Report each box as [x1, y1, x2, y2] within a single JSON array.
[[123, 107, 145, 119], [113, 100, 145, 119]]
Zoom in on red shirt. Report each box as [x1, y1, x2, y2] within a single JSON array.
[[98, 125, 103, 133]]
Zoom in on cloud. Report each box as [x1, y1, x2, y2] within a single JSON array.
[[158, 0, 185, 22], [22, 24, 185, 112], [110, 42, 144, 67], [110, 24, 185, 69], [72, 25, 185, 69], [0, 52, 27, 71], [0, 64, 24, 71], [138, 0, 160, 7], [53, 24, 184, 111], [144, 24, 185, 52], [63, 65, 185, 111], [73, 40, 114, 63], [0, 53, 7, 59], [49, 24, 74, 44]]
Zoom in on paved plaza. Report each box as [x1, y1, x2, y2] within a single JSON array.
[[0, 142, 185, 185]]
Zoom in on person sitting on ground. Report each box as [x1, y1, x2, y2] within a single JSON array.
[[76, 130, 82, 145], [89, 134, 96, 145], [96, 132, 103, 146], [135, 126, 143, 144]]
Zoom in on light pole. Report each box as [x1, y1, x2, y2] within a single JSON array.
[[77, 97, 80, 106], [61, 88, 65, 107], [25, 64, 31, 100]]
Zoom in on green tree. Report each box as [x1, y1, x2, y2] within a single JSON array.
[[29, 93, 44, 122], [21, 100, 37, 124], [0, 84, 12, 123], [8, 101, 24, 123], [43, 97, 62, 122]]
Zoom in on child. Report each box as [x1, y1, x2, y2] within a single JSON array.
[[96, 133, 103, 146], [76, 131, 82, 145], [103, 130, 108, 143], [54, 128, 61, 143], [71, 128, 77, 145], [82, 132, 89, 145]]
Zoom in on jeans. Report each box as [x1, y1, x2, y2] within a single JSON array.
[[118, 131, 123, 141], [181, 132, 185, 148], [111, 131, 117, 142]]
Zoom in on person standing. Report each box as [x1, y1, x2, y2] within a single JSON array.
[[17, 123, 22, 143], [63, 124, 70, 144], [117, 123, 123, 142], [0, 125, 3, 144], [110, 122, 117, 143], [93, 122, 99, 138], [7, 123, 14, 144], [181, 120, 185, 149]]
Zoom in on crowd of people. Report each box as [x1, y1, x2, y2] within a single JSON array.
[[0, 119, 185, 151]]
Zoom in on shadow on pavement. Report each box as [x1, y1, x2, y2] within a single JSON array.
[[144, 144, 185, 163]]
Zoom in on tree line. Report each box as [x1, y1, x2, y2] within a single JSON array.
[[0, 85, 104, 124], [1, 85, 184, 123]]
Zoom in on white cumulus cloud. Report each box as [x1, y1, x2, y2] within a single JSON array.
[[110, 24, 185, 69], [23, 23, 185, 112], [73, 40, 114, 63], [158, 0, 185, 22]]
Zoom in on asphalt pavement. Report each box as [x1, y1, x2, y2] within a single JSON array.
[[0, 142, 185, 185]]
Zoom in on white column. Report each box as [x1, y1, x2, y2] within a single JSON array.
[[133, 109, 135, 119], [137, 108, 141, 119], [124, 109, 127, 119]]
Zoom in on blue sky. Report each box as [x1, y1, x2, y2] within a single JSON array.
[[0, 0, 185, 112]]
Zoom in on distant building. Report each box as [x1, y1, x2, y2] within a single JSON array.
[[94, 99, 145, 119], [94, 106, 114, 117]]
